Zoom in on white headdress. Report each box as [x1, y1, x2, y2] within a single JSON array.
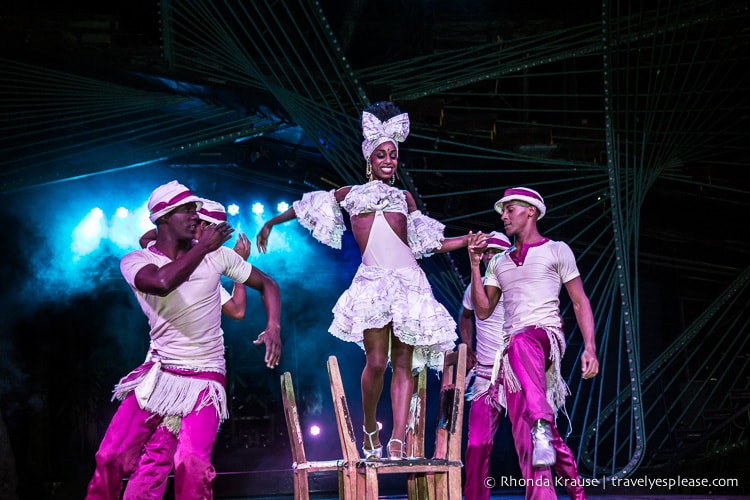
[[361, 111, 410, 160]]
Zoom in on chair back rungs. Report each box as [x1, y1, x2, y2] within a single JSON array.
[[327, 355, 361, 464], [281, 372, 308, 465], [281, 367, 356, 500], [330, 343, 468, 499]]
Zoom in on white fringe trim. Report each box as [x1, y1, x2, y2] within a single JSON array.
[[407, 391, 420, 433], [161, 416, 182, 435], [501, 325, 570, 419], [114, 369, 229, 422], [468, 366, 506, 410]]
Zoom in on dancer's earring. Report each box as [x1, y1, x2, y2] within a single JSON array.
[[366, 161, 372, 181], [390, 173, 396, 185]]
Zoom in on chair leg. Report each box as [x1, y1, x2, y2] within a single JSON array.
[[295, 469, 310, 500], [407, 473, 429, 500], [292, 472, 300, 500], [364, 467, 380, 500], [340, 464, 356, 500], [426, 472, 439, 499], [449, 468, 463, 500], [433, 471, 449, 500], [337, 469, 344, 500]]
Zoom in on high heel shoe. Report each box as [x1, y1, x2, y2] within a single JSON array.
[[362, 426, 383, 459], [387, 438, 406, 460]]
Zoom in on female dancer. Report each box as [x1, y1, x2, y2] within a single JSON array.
[[257, 102, 482, 459]]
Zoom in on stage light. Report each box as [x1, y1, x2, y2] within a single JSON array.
[[227, 203, 240, 216], [135, 206, 154, 235], [72, 207, 106, 257], [109, 210, 134, 249], [277, 201, 289, 213], [309, 425, 321, 437], [251, 202, 264, 216], [108, 203, 154, 251]]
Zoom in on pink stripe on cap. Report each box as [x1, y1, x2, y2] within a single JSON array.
[[503, 187, 543, 202], [487, 237, 511, 248], [494, 186, 546, 219], [199, 209, 227, 222], [150, 190, 194, 215]]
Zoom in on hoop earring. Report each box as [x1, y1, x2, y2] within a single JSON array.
[[366, 161, 372, 181]]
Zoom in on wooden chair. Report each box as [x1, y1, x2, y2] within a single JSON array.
[[406, 368, 428, 499], [326, 356, 364, 498], [280, 370, 355, 500], [329, 344, 467, 500], [327, 355, 431, 500]]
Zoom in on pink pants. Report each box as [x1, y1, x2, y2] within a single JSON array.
[[124, 423, 178, 499], [463, 388, 505, 500], [505, 327, 586, 500], [86, 388, 221, 500]]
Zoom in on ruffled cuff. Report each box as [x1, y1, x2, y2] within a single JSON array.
[[407, 210, 445, 258], [293, 190, 345, 249]]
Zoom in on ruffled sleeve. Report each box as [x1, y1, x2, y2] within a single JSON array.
[[407, 210, 445, 259], [293, 190, 345, 249]]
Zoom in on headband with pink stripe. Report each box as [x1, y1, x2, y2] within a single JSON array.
[[147, 180, 203, 223], [494, 186, 547, 220], [197, 199, 228, 225], [486, 231, 512, 250]]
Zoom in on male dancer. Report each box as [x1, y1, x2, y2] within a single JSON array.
[[460, 231, 512, 500], [126, 197, 252, 498], [86, 180, 281, 499], [467, 187, 599, 500]]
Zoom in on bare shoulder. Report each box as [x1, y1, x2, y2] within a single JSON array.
[[403, 189, 418, 211], [334, 185, 353, 202]]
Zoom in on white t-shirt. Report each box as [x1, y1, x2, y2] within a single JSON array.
[[120, 246, 253, 366], [484, 239, 579, 334], [148, 238, 235, 307], [219, 286, 231, 305], [462, 281, 505, 367]]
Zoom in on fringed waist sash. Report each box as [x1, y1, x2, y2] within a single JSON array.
[[112, 360, 229, 422]]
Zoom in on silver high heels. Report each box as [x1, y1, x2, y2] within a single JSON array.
[[362, 426, 383, 459], [387, 438, 406, 460]]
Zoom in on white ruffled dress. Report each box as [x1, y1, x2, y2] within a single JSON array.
[[292, 181, 457, 370]]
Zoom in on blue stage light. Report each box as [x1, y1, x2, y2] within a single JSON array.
[[108, 203, 155, 251], [110, 211, 134, 250], [277, 201, 289, 213], [72, 208, 106, 256], [251, 202, 264, 216], [135, 205, 154, 235], [227, 203, 240, 216]]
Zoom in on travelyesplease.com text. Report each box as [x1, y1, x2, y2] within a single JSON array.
[[484, 475, 739, 491]]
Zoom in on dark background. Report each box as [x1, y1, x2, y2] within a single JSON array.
[[1, 0, 749, 498]]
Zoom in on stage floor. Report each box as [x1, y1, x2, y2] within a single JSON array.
[[224, 495, 748, 500], [203, 470, 748, 500]]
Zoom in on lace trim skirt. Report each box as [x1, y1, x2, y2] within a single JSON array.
[[329, 263, 457, 371]]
